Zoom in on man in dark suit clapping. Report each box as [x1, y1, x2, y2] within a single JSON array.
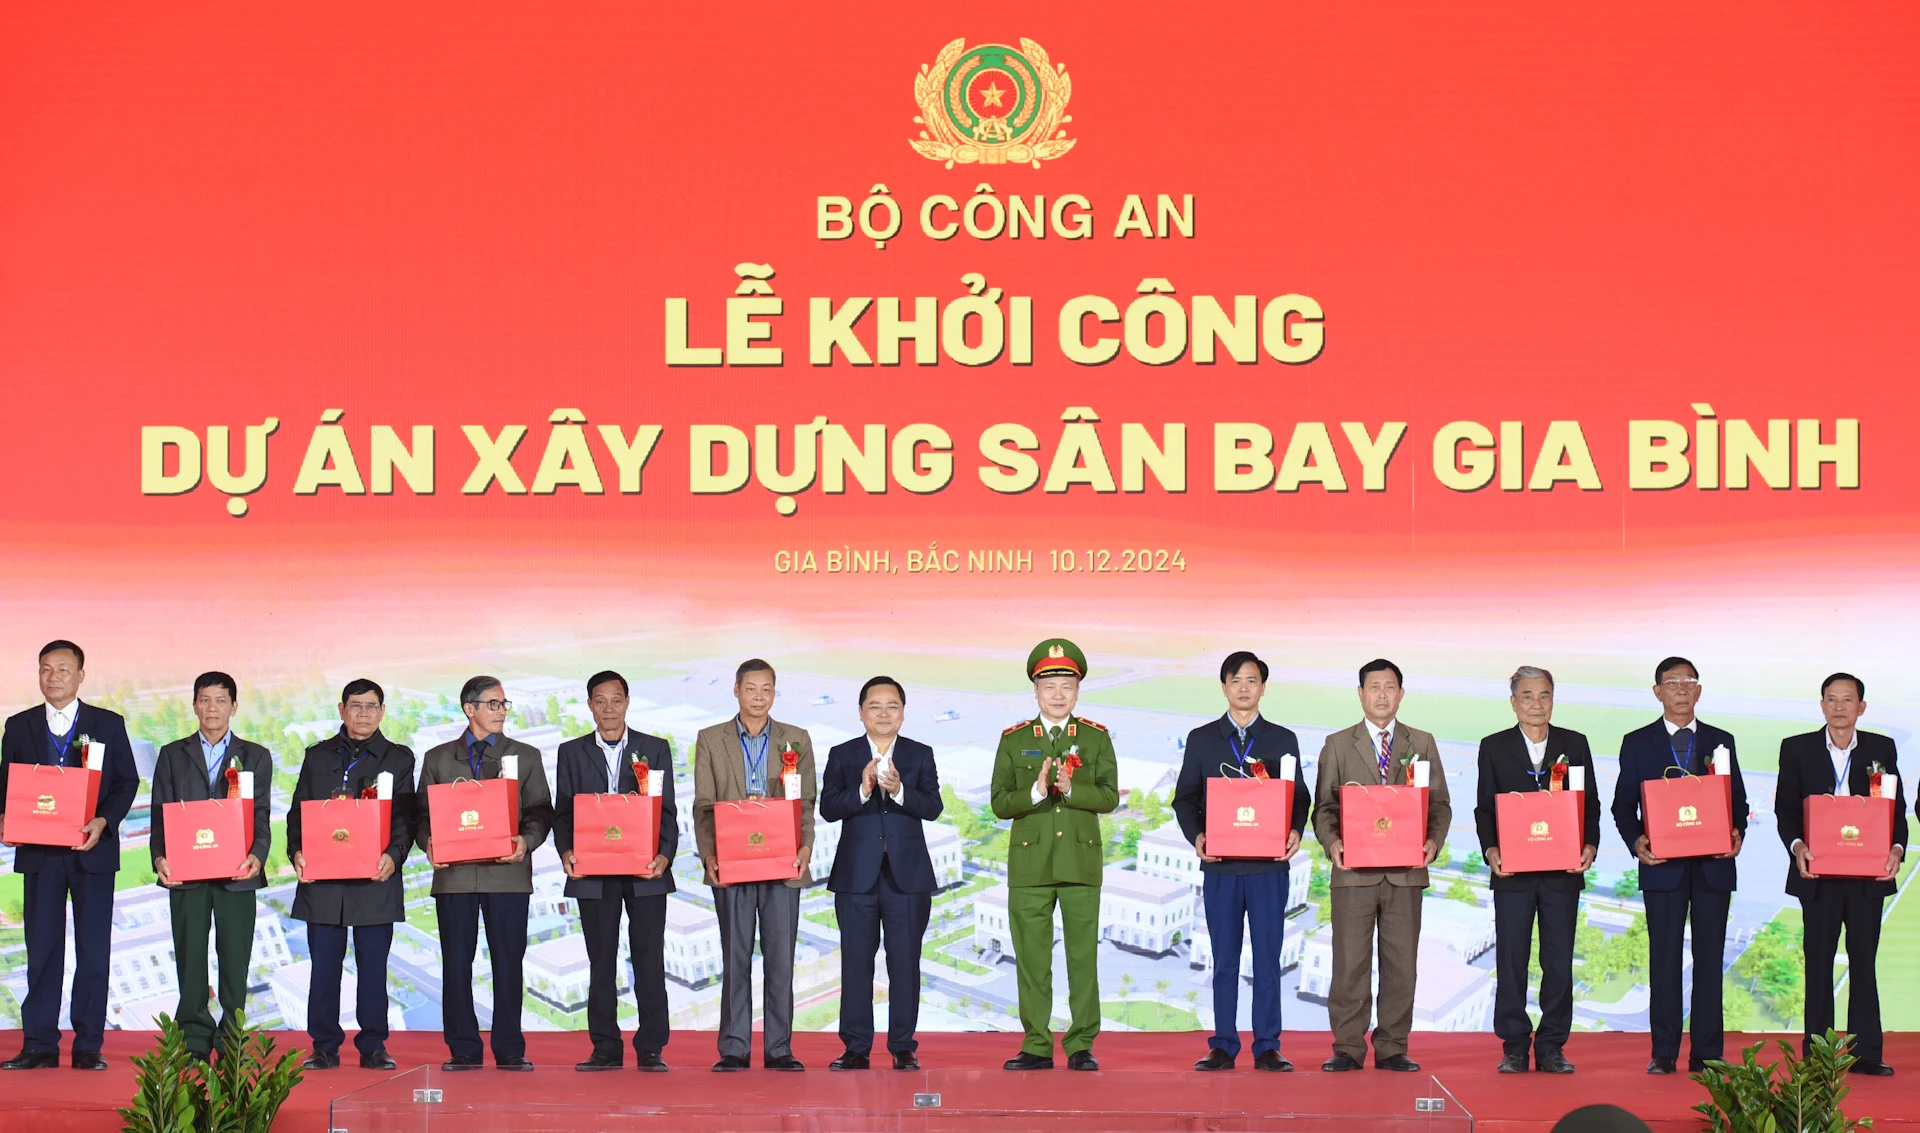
[[554, 670, 678, 1072], [1610, 656, 1748, 1075], [819, 676, 944, 1071], [1775, 673, 1906, 1077]]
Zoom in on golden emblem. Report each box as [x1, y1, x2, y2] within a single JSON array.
[[605, 825, 623, 842], [1530, 820, 1550, 838], [332, 829, 351, 843], [194, 828, 215, 847], [35, 794, 56, 813], [459, 809, 481, 830], [1374, 816, 1392, 833], [748, 831, 766, 847], [1677, 805, 1699, 823], [1841, 825, 1861, 841], [911, 39, 1076, 168], [1236, 805, 1256, 824]]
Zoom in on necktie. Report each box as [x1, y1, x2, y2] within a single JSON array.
[[467, 739, 486, 779], [1377, 730, 1393, 781], [1670, 729, 1693, 772], [1050, 726, 1061, 742]]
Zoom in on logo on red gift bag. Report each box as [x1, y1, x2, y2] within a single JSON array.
[[194, 828, 215, 847], [1842, 825, 1861, 841], [1374, 816, 1392, 833], [1677, 805, 1700, 825], [605, 825, 623, 842], [35, 794, 56, 812], [749, 831, 766, 846], [1529, 820, 1550, 839], [460, 809, 481, 830], [1235, 805, 1256, 825]]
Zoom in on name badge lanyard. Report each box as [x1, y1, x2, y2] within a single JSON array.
[[339, 743, 370, 796], [1670, 729, 1695, 774], [601, 738, 626, 791], [741, 729, 770, 794], [1227, 730, 1256, 776], [48, 720, 77, 765]]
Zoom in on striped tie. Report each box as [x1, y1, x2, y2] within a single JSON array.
[[1377, 730, 1393, 782]]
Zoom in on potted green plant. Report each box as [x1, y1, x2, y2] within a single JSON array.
[[1692, 1029, 1872, 1133], [118, 1011, 305, 1133]]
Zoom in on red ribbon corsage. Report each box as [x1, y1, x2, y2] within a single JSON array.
[[1248, 759, 1271, 779], [225, 765, 242, 798], [781, 745, 800, 773]]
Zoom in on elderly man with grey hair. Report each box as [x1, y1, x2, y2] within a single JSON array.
[[1472, 666, 1601, 1075]]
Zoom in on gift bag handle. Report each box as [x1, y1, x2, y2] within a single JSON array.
[[1660, 766, 1697, 780], [1219, 762, 1253, 778], [1344, 780, 1400, 795]]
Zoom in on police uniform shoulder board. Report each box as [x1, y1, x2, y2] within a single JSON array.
[[1003, 720, 1035, 736], [1074, 716, 1107, 732]]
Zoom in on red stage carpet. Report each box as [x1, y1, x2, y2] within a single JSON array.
[[2, 1029, 1913, 1131]]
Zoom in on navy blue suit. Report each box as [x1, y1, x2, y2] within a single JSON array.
[[1171, 714, 1307, 1059], [1611, 717, 1748, 1063], [0, 702, 140, 1054], [818, 735, 942, 1055]]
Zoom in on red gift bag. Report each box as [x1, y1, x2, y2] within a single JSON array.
[[162, 798, 249, 882], [1804, 795, 1896, 878], [427, 778, 520, 864], [300, 798, 391, 880], [713, 797, 802, 883], [1495, 790, 1584, 872], [3, 765, 99, 848], [1340, 785, 1430, 869], [1205, 777, 1294, 858], [574, 793, 662, 875], [1641, 771, 1733, 859]]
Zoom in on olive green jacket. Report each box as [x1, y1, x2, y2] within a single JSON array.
[[990, 715, 1119, 887]]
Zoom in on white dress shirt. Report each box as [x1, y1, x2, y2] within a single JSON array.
[[45, 701, 78, 738], [1522, 728, 1549, 771], [595, 729, 629, 791], [1826, 728, 1858, 797], [860, 735, 906, 806]]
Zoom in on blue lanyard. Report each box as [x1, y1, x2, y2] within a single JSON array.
[[48, 719, 76, 765], [339, 745, 370, 795], [1669, 729, 1694, 773], [1228, 729, 1256, 772], [740, 728, 770, 790]]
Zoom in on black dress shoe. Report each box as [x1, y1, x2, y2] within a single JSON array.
[[892, 1051, 920, 1071], [1497, 1053, 1529, 1074], [71, 1050, 108, 1071], [1321, 1051, 1363, 1072], [1851, 1059, 1895, 1077], [712, 1054, 750, 1072], [1253, 1051, 1293, 1072], [1067, 1051, 1098, 1072], [829, 1050, 870, 1071], [1536, 1049, 1575, 1075], [1376, 1054, 1421, 1072], [302, 1052, 341, 1070], [496, 1056, 535, 1072], [443, 1057, 484, 1071], [1647, 1056, 1677, 1075], [764, 1055, 805, 1071], [1688, 1058, 1711, 1074], [576, 1053, 622, 1071], [1, 1049, 59, 1070], [1004, 1051, 1053, 1071], [1194, 1048, 1235, 1071], [636, 1051, 668, 1072], [186, 1050, 212, 1065], [359, 1050, 397, 1071]]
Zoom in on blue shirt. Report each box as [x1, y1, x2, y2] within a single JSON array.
[[737, 717, 772, 796], [465, 730, 499, 778], [199, 731, 233, 792]]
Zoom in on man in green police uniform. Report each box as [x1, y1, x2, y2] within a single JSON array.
[[991, 639, 1119, 1071]]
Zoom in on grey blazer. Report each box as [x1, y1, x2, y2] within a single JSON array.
[[692, 717, 817, 888], [414, 734, 553, 895]]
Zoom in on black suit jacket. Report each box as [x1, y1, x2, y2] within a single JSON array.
[[1611, 718, 1748, 892], [0, 702, 140, 874], [1171, 715, 1310, 875], [287, 729, 417, 925], [149, 734, 273, 891], [552, 730, 679, 900], [1775, 729, 1909, 900], [1473, 725, 1602, 892], [819, 735, 943, 894]]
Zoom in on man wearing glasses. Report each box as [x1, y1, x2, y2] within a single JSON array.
[[286, 679, 417, 1070], [416, 676, 554, 1072], [1610, 656, 1748, 1075]]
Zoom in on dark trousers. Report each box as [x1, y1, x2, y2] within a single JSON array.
[[435, 892, 530, 1062], [168, 885, 256, 1055], [20, 856, 113, 1053], [579, 893, 670, 1060], [835, 860, 932, 1055], [1801, 881, 1885, 1063], [1202, 868, 1287, 1057], [1492, 882, 1577, 1058], [306, 922, 395, 1058], [1643, 864, 1731, 1061]]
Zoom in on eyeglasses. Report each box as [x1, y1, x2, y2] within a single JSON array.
[[1657, 679, 1700, 691], [467, 699, 513, 712], [343, 703, 384, 715]]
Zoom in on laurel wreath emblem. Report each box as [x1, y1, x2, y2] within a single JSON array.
[[911, 38, 1076, 169]]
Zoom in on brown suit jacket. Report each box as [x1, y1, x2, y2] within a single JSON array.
[[1311, 720, 1452, 888], [692, 716, 817, 888]]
